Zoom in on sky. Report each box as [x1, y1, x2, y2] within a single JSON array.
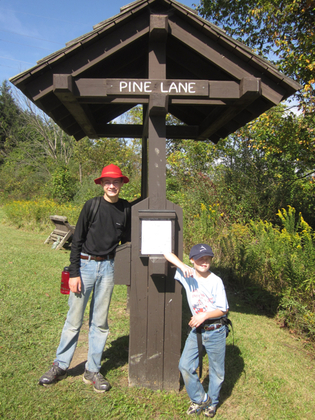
[[0, 0, 198, 85]]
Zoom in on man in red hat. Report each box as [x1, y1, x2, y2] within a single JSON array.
[[39, 164, 131, 392]]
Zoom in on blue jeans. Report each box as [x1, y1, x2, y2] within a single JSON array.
[[179, 325, 226, 406], [54, 255, 114, 372]]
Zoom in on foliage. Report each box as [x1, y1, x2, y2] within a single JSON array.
[[197, 0, 315, 112], [72, 174, 104, 205], [50, 166, 77, 202], [278, 295, 315, 338], [182, 201, 315, 337], [0, 87, 76, 200], [3, 199, 81, 230], [184, 201, 225, 253], [0, 81, 22, 165], [72, 136, 141, 180], [210, 104, 315, 226]]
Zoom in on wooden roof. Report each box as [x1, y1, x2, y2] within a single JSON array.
[[10, 0, 301, 143]]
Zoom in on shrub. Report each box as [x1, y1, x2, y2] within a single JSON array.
[[51, 166, 77, 202], [3, 199, 81, 230]]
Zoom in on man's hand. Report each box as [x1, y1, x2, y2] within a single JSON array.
[[69, 276, 81, 293]]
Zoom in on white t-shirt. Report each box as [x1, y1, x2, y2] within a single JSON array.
[[175, 267, 229, 316]]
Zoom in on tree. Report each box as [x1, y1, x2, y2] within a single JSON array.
[[0, 81, 22, 164], [197, 0, 315, 112], [212, 104, 315, 225], [0, 87, 76, 199]]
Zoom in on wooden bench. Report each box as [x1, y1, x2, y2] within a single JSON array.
[[44, 215, 75, 250]]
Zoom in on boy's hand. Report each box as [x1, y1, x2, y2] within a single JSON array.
[[189, 313, 207, 328], [179, 263, 194, 278]]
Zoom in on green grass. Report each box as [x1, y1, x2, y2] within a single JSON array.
[[1, 208, 315, 419]]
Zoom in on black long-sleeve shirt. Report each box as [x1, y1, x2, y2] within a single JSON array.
[[69, 197, 131, 277]]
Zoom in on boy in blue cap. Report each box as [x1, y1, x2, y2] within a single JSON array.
[[164, 244, 229, 418]]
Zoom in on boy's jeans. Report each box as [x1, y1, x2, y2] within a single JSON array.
[[54, 255, 114, 372], [179, 326, 226, 406]]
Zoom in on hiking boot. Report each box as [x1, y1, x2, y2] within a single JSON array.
[[204, 405, 217, 418], [186, 395, 211, 415], [83, 370, 111, 393], [38, 362, 67, 386]]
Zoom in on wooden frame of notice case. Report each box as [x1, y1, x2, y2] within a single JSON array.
[[139, 210, 176, 256]]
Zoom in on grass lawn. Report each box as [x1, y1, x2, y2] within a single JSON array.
[[1, 209, 315, 419]]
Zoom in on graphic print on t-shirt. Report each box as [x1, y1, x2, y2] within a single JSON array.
[[191, 288, 214, 314]]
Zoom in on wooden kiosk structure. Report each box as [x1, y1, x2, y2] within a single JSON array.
[[10, 0, 300, 390]]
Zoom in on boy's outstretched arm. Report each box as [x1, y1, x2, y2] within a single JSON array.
[[164, 252, 194, 278]]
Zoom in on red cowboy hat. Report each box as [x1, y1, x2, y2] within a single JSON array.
[[94, 164, 129, 184]]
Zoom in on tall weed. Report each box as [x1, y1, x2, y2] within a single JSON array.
[[216, 206, 315, 338], [182, 202, 315, 339], [3, 199, 81, 230], [184, 202, 225, 253]]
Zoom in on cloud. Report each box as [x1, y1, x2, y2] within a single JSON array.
[[0, 8, 40, 37]]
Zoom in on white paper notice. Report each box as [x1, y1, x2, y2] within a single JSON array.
[[141, 220, 172, 255]]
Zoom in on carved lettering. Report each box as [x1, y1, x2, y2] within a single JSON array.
[[110, 79, 207, 96], [160, 82, 168, 93], [120, 81, 128, 91], [188, 82, 196, 93]]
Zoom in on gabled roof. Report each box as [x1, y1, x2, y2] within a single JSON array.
[[10, 0, 301, 142]]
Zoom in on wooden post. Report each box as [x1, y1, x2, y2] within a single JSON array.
[[128, 14, 183, 391]]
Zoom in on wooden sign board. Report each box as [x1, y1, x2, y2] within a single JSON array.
[[106, 79, 209, 96]]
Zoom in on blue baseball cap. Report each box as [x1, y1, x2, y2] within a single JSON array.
[[189, 244, 214, 260]]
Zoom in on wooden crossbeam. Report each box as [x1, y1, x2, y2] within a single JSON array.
[[53, 74, 99, 139], [198, 78, 262, 140]]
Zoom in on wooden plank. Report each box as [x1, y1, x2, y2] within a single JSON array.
[[75, 78, 108, 97], [114, 242, 131, 285], [166, 125, 199, 139], [141, 123, 148, 199], [171, 98, 226, 105], [128, 199, 150, 386], [209, 81, 240, 99], [78, 97, 149, 105], [22, 15, 150, 102], [54, 96, 98, 139], [74, 78, 240, 101], [149, 93, 168, 116], [53, 74, 98, 139], [168, 17, 287, 104], [167, 36, 223, 81], [198, 81, 262, 140], [106, 79, 209, 97], [72, 21, 149, 78], [169, 18, 247, 80], [163, 200, 183, 390], [147, 115, 166, 203], [95, 122, 200, 140], [146, 268, 167, 390], [150, 14, 169, 41]]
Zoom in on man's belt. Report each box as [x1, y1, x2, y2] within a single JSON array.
[[80, 254, 115, 261]]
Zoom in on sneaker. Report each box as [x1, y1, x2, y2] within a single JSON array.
[[38, 362, 67, 386], [204, 405, 217, 418], [83, 370, 111, 393], [186, 395, 211, 415]]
